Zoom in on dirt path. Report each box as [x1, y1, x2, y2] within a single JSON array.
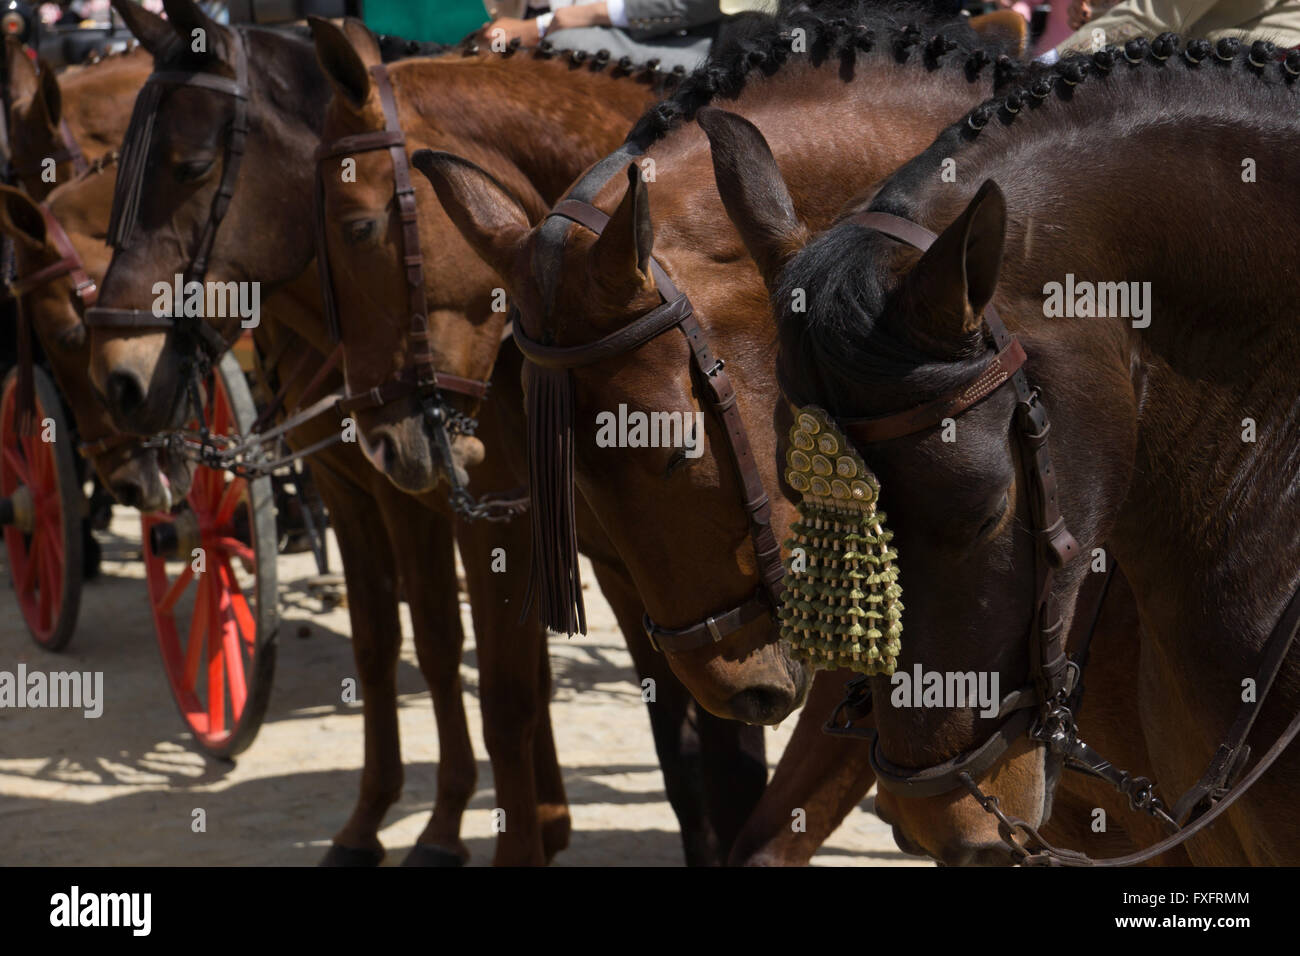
[[0, 509, 924, 866]]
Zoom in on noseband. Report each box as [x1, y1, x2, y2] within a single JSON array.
[[313, 64, 519, 522], [822, 211, 1300, 866], [84, 35, 251, 369], [516, 188, 785, 647]]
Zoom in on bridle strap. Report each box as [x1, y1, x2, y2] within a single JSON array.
[[59, 119, 88, 178], [519, 195, 787, 651], [837, 210, 1078, 796], [8, 205, 98, 304], [85, 35, 250, 364], [312, 64, 491, 409]]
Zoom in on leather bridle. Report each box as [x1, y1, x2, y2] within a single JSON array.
[[84, 35, 251, 370], [517, 185, 786, 651], [313, 63, 522, 523], [820, 211, 1300, 866]]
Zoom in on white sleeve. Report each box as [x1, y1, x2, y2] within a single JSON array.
[[606, 0, 630, 27]]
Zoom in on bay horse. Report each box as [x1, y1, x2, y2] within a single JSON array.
[[85, 0, 764, 866], [5, 35, 151, 201], [718, 34, 1300, 864], [421, 3, 1188, 864], [3, 40, 182, 515]]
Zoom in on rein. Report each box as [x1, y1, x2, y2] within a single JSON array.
[[819, 211, 1300, 866], [517, 188, 785, 646], [312, 63, 524, 523]]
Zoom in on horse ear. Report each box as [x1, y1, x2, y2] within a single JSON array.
[[6, 37, 38, 104], [412, 149, 532, 285], [161, 0, 231, 60], [340, 17, 382, 67], [899, 180, 1006, 344], [309, 16, 372, 110], [34, 60, 62, 129], [589, 163, 655, 291], [698, 106, 809, 290], [110, 0, 176, 58], [0, 184, 48, 251], [968, 10, 1028, 57]]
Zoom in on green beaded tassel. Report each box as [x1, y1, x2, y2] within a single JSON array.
[[778, 407, 903, 675]]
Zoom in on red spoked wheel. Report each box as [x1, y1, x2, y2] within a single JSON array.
[[1, 366, 84, 651], [142, 353, 277, 759]]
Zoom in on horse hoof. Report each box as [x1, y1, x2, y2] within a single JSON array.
[[319, 843, 384, 867], [401, 844, 466, 867]]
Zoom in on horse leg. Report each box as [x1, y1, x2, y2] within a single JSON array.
[[530, 638, 571, 862], [728, 669, 876, 865], [386, 505, 476, 867], [314, 461, 405, 866], [456, 514, 550, 866], [586, 557, 765, 865]]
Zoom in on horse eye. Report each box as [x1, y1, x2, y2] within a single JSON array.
[[977, 492, 1009, 538], [174, 159, 214, 183], [664, 449, 693, 478], [343, 220, 377, 245]]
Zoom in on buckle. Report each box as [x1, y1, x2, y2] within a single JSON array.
[[705, 615, 723, 643], [706, 358, 726, 377], [75, 279, 97, 297]]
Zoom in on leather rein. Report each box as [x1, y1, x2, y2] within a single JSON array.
[[821, 211, 1300, 866], [313, 63, 524, 523], [516, 192, 785, 651]]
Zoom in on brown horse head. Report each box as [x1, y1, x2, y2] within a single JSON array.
[[88, 0, 326, 434], [0, 178, 190, 511], [711, 66, 1193, 859], [309, 18, 501, 493], [419, 5, 1024, 723]]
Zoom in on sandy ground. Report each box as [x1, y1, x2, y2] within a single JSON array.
[[0, 508, 924, 866]]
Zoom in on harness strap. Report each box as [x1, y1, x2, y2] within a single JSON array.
[[59, 118, 88, 178], [8, 205, 98, 303]]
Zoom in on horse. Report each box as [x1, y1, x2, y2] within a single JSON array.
[[420, 2, 1192, 864], [3, 42, 183, 516], [84, 0, 764, 866], [717, 34, 1300, 864], [4, 35, 151, 202]]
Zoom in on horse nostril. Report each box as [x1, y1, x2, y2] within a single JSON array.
[[107, 370, 147, 417], [726, 686, 794, 725], [110, 480, 143, 510]]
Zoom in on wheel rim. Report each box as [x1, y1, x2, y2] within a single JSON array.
[[142, 372, 263, 752], [2, 376, 67, 647]]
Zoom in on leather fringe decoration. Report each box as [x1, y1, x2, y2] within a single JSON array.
[[523, 364, 587, 635], [14, 301, 35, 436], [106, 80, 164, 249], [779, 407, 903, 675]]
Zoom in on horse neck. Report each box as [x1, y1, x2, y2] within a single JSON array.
[[59, 49, 154, 156], [391, 53, 656, 212], [922, 108, 1300, 640]]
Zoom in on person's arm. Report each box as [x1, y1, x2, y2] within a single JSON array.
[[621, 0, 725, 38], [484, 3, 617, 45], [1057, 0, 1222, 51]]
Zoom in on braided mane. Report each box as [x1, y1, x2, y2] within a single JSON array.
[[624, 1, 1029, 150]]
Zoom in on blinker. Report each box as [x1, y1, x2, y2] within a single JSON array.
[[779, 407, 903, 675]]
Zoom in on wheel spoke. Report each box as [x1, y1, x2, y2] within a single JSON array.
[[158, 563, 196, 615], [207, 568, 226, 735], [219, 552, 257, 650], [183, 573, 210, 695], [2, 444, 28, 484], [16, 531, 38, 596], [37, 539, 54, 630], [216, 561, 247, 721], [213, 478, 246, 529], [212, 536, 255, 565]]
